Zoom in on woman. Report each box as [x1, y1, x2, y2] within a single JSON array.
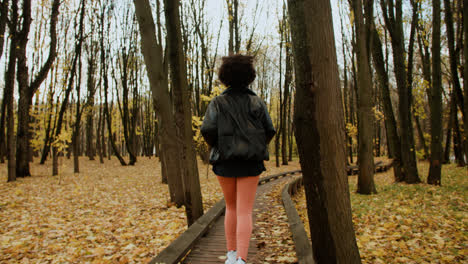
[[201, 54, 276, 264]]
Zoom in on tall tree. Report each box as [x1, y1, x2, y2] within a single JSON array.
[[275, 15, 284, 168], [370, 24, 404, 182], [444, 0, 465, 140], [85, 33, 98, 161], [226, 0, 240, 54], [133, 0, 188, 207], [5, 0, 19, 182], [16, 0, 60, 177], [428, 0, 442, 185], [52, 0, 85, 176], [72, 49, 84, 173], [99, 2, 126, 166], [115, 12, 138, 165], [380, 0, 421, 183], [351, 0, 376, 194], [164, 0, 204, 225], [288, 0, 362, 262], [281, 9, 292, 166], [462, 0, 468, 161], [0, 0, 9, 163]]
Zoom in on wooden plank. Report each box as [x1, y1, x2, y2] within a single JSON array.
[[149, 199, 226, 264]]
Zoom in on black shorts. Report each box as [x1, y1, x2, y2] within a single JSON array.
[[213, 160, 266, 177]]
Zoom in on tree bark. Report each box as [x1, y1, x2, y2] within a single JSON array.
[[352, 0, 376, 194], [5, 0, 18, 182], [464, 0, 468, 162], [0, 0, 9, 163], [428, 0, 442, 185], [444, 0, 465, 134], [133, 0, 187, 207], [16, 0, 60, 177], [164, 0, 204, 226], [288, 0, 362, 262], [415, 115, 428, 159], [85, 41, 97, 161], [444, 91, 455, 164], [380, 0, 420, 183], [282, 23, 292, 166], [73, 56, 84, 173], [452, 104, 465, 166], [370, 25, 404, 181]]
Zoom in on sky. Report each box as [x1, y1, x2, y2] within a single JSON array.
[[202, 0, 344, 58]]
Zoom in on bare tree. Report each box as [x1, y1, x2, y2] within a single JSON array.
[[133, 0, 188, 207], [0, 0, 9, 163], [16, 0, 60, 177], [5, 0, 19, 182], [52, 0, 85, 176], [164, 0, 204, 225], [380, 0, 421, 183]]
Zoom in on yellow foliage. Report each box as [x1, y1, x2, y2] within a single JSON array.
[[346, 122, 358, 137], [51, 130, 72, 152], [373, 107, 384, 121]]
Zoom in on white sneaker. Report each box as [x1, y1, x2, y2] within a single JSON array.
[[235, 257, 246, 264], [225, 250, 237, 264]]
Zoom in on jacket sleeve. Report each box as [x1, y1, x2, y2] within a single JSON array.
[[261, 100, 276, 144], [201, 98, 218, 147]]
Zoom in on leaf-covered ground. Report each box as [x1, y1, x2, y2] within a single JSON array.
[[293, 162, 468, 264], [0, 157, 300, 263], [251, 175, 299, 264]]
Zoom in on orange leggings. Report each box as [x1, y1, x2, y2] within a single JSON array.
[[217, 175, 260, 261]]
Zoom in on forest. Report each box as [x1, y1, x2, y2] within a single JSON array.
[[0, 0, 466, 263]]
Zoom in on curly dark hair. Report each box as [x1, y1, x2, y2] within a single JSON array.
[[218, 54, 256, 88]]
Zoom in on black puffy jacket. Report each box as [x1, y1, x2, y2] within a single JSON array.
[[201, 87, 276, 164]]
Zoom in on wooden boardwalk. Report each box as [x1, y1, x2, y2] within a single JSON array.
[[182, 175, 292, 264]]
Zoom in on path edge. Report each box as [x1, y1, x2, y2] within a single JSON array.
[[281, 175, 315, 264]]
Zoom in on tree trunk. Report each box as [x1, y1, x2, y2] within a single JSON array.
[[288, 0, 362, 262], [464, 0, 468, 162], [73, 54, 83, 173], [97, 100, 104, 164], [428, 0, 442, 185], [39, 69, 57, 164], [133, 0, 187, 207], [0, 0, 9, 164], [415, 115, 428, 159], [16, 0, 60, 177], [453, 106, 465, 166], [5, 0, 18, 181], [380, 0, 420, 183], [52, 0, 84, 176], [85, 44, 97, 161], [164, 0, 204, 226], [444, 0, 465, 133], [288, 88, 293, 161], [352, 0, 376, 194], [99, 7, 126, 166], [282, 25, 291, 166], [444, 91, 455, 164], [370, 25, 404, 181]]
